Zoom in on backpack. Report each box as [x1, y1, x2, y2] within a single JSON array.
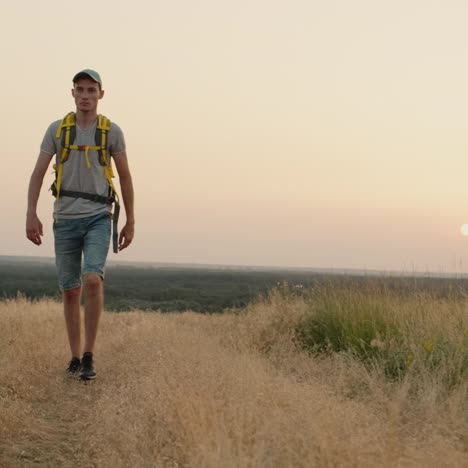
[[51, 112, 120, 253]]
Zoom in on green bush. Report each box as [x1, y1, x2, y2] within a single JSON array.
[[295, 286, 468, 386], [296, 288, 410, 379]]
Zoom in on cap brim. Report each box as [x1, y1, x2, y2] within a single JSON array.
[[73, 70, 101, 85]]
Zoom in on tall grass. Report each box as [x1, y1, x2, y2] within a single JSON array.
[[1, 281, 467, 467]]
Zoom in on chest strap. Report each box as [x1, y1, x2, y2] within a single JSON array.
[[51, 186, 115, 205]]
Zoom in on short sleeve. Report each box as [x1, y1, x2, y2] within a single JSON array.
[[108, 122, 126, 156], [40, 121, 59, 156]]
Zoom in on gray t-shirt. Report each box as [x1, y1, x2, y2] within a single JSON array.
[[40, 117, 126, 219]]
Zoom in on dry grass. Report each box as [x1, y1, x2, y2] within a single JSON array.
[[0, 288, 467, 467]]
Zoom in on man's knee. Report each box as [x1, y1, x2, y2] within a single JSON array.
[[83, 273, 103, 295], [63, 286, 81, 303]]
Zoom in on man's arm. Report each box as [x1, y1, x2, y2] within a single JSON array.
[[26, 151, 53, 245], [113, 151, 135, 251]]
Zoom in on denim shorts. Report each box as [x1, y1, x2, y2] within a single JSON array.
[[53, 211, 111, 291]]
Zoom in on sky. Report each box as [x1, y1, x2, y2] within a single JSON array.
[[2, 0, 468, 272]]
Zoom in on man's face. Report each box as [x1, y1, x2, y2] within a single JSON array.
[[72, 78, 104, 112]]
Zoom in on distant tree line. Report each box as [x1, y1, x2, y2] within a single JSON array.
[[0, 261, 316, 312], [1, 260, 468, 312]]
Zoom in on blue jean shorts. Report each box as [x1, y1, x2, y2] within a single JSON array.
[[53, 211, 111, 291]]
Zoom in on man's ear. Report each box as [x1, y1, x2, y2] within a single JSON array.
[[71, 88, 76, 98], [99, 89, 105, 99]]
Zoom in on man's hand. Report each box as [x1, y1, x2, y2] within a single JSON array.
[[26, 213, 44, 246], [118, 221, 134, 251]]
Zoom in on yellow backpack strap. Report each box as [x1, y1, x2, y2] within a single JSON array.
[[97, 114, 111, 164], [55, 112, 75, 138], [97, 114, 111, 131], [97, 115, 120, 249], [96, 114, 117, 196], [54, 112, 77, 201], [56, 112, 76, 163]]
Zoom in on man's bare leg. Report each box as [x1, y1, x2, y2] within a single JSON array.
[[63, 287, 82, 358], [83, 273, 104, 354]]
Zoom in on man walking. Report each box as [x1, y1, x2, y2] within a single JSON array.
[[26, 69, 135, 380]]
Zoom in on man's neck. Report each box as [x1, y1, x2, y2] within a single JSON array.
[[75, 109, 98, 129]]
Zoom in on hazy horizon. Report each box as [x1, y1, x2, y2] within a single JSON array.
[[4, 253, 468, 278], [4, 1, 468, 273]]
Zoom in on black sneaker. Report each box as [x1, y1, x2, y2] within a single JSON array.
[[80, 352, 96, 380], [66, 357, 81, 376]]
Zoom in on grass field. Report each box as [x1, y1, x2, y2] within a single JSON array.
[[1, 284, 467, 467]]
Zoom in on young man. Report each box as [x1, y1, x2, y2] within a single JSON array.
[[26, 69, 135, 380]]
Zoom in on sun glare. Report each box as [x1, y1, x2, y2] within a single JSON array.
[[460, 225, 468, 236]]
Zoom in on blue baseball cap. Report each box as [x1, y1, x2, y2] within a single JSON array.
[[72, 69, 102, 86]]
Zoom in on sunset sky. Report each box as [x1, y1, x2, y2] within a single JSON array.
[[3, 0, 468, 272]]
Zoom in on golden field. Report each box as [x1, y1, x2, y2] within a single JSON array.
[[0, 286, 467, 467]]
